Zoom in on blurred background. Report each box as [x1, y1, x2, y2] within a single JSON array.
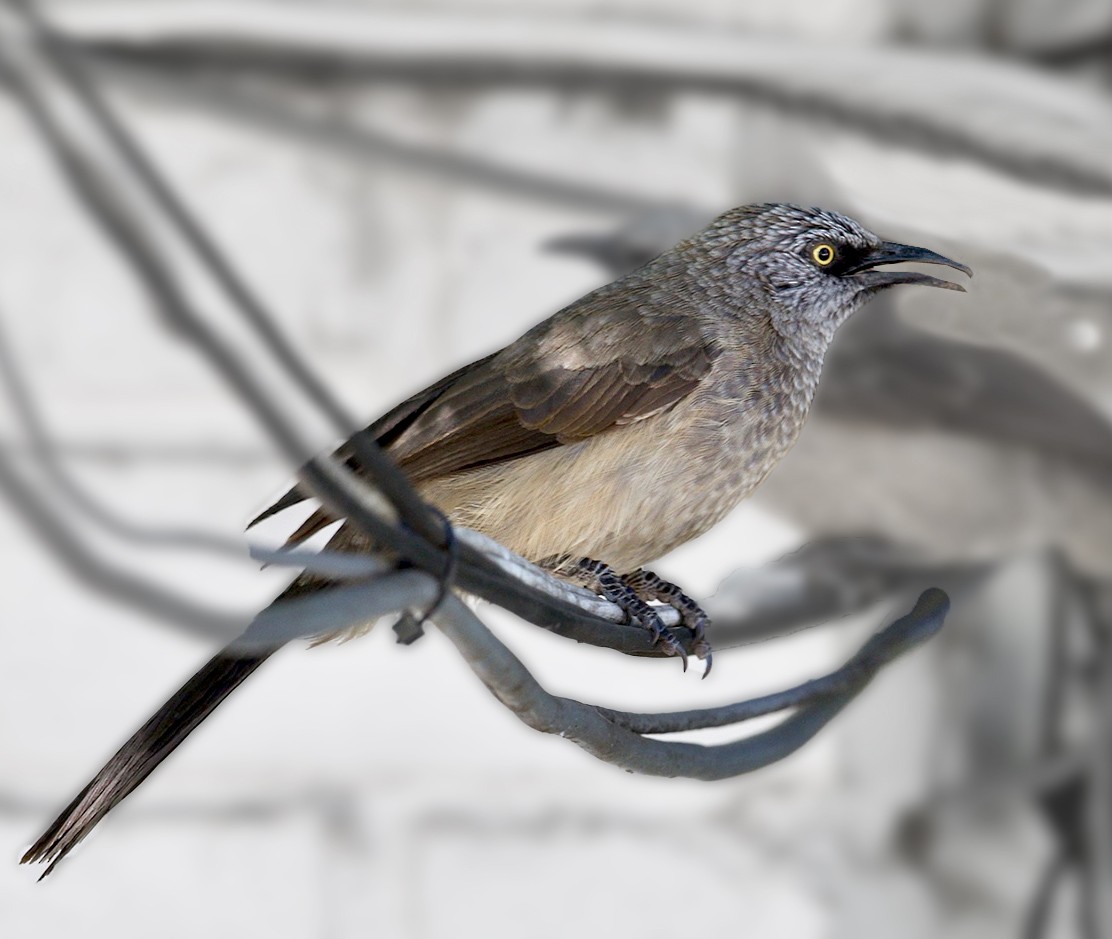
[[2, 0, 1112, 936]]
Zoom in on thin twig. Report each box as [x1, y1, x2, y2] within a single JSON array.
[[3, 0, 352, 432], [0, 297, 383, 580], [6, 0, 456, 552], [0, 444, 244, 638]]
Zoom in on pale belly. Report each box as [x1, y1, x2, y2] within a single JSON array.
[[419, 393, 801, 573]]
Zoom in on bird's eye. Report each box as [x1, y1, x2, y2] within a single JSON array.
[[811, 243, 837, 267]]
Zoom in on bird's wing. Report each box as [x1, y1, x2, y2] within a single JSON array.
[[390, 309, 719, 478], [250, 290, 719, 543]]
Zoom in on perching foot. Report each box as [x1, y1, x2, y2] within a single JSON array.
[[569, 558, 691, 671]]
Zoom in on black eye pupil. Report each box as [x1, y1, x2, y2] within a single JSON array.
[[818, 247, 832, 262]]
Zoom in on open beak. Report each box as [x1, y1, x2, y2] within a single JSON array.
[[847, 242, 973, 292]]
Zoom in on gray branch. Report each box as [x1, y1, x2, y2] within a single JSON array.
[[47, 2, 1112, 199], [432, 589, 948, 779]]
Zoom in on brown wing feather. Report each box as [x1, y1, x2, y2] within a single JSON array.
[[251, 286, 720, 533], [512, 347, 716, 441]]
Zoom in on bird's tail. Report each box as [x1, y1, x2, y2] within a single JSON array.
[[20, 647, 275, 878]]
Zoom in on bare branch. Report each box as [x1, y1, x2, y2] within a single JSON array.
[[432, 589, 949, 780], [708, 534, 980, 645], [596, 591, 943, 733], [2, 1, 357, 437], [0, 442, 244, 639], [455, 528, 679, 628], [235, 570, 436, 650], [106, 66, 664, 217], [49, 3, 1112, 199]]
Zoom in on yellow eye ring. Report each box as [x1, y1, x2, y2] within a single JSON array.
[[811, 243, 837, 267]]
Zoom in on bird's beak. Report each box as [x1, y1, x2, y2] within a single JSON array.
[[847, 242, 973, 292]]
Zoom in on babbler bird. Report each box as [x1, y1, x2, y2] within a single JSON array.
[[21, 203, 969, 876]]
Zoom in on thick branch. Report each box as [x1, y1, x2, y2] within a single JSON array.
[[45, 2, 1112, 199], [433, 589, 949, 780]]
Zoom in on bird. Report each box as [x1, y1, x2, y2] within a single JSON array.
[[20, 203, 970, 876]]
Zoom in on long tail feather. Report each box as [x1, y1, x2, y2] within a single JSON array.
[[21, 649, 274, 878]]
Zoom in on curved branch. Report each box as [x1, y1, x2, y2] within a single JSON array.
[[0, 445, 244, 639], [597, 588, 948, 733], [433, 589, 949, 780]]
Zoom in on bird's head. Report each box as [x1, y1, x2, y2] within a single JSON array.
[[692, 203, 972, 353]]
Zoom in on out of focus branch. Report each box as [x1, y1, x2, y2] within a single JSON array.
[[43, 1, 1112, 199], [2, 4, 358, 440], [0, 310, 255, 560], [5, 0, 458, 558], [1087, 648, 1112, 938], [0, 444, 245, 638], [103, 66, 665, 216], [709, 534, 978, 645]]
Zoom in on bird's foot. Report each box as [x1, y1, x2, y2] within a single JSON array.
[[572, 558, 689, 671], [625, 568, 713, 677]]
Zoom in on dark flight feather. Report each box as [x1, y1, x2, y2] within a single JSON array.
[[250, 293, 718, 534], [20, 562, 343, 876], [21, 650, 273, 877]]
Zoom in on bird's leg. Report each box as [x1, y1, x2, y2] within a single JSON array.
[[562, 557, 689, 670], [624, 569, 713, 675]]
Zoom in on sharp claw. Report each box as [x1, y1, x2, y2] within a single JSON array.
[[701, 650, 713, 679], [577, 559, 705, 674], [674, 640, 688, 672], [657, 629, 688, 670]]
